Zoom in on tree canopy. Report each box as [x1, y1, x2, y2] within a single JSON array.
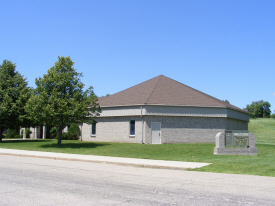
[[25, 56, 101, 146], [223, 100, 230, 104], [244, 100, 271, 118], [0, 60, 31, 141]]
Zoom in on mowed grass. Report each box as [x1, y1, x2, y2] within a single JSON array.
[[0, 118, 274, 176], [0, 139, 275, 177], [248, 118, 275, 145]]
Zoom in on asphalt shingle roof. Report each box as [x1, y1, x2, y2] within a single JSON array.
[[98, 75, 246, 113]]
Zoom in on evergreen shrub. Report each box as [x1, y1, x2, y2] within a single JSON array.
[[68, 123, 81, 140]]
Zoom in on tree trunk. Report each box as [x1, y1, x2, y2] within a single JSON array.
[[57, 128, 62, 147], [0, 128, 3, 142]]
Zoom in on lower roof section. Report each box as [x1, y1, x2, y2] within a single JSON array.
[[98, 105, 249, 122]]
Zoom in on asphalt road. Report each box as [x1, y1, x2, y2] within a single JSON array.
[[0, 155, 275, 206]]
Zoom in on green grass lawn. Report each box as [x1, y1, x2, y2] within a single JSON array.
[[0, 139, 275, 177], [249, 118, 275, 145], [0, 118, 274, 177]]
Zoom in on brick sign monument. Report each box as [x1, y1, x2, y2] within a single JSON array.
[[214, 131, 258, 156]]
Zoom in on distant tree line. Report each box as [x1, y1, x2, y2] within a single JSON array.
[[223, 100, 230, 104], [244, 100, 271, 118]]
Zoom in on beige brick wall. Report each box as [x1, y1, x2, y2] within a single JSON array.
[[81, 116, 143, 143], [143, 116, 248, 144], [80, 116, 248, 144]]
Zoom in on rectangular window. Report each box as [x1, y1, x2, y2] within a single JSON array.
[[91, 123, 96, 136], [129, 120, 135, 136]]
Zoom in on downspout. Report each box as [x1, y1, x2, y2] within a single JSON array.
[[81, 123, 83, 141], [141, 106, 143, 143], [141, 106, 147, 144]]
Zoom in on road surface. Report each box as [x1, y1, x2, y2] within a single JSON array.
[[0, 155, 274, 205]]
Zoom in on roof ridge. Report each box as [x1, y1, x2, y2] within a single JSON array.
[[144, 75, 162, 104], [97, 75, 246, 113]]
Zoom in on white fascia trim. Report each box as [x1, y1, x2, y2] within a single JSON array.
[[99, 104, 248, 114]]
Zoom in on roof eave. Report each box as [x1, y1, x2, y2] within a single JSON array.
[[99, 104, 249, 114]]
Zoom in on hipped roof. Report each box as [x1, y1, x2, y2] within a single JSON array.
[[98, 75, 246, 113]]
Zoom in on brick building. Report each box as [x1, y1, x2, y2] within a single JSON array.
[[80, 75, 249, 144]]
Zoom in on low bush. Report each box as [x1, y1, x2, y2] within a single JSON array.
[[50, 127, 59, 139], [20, 128, 32, 138], [62, 132, 69, 140], [14, 135, 23, 139], [7, 129, 17, 138], [27, 128, 32, 138], [68, 123, 81, 140]]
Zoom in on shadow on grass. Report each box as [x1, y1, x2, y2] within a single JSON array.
[[40, 142, 111, 149], [2, 140, 54, 143]]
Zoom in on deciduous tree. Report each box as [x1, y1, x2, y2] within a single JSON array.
[[0, 60, 31, 141], [244, 100, 271, 118], [25, 56, 100, 146]]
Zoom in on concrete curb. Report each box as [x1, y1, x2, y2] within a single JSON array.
[[0, 148, 211, 170]]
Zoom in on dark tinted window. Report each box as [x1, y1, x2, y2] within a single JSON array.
[[91, 123, 96, 135], [130, 120, 135, 136]]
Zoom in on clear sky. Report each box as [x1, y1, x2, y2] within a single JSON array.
[[1, 0, 274, 113]]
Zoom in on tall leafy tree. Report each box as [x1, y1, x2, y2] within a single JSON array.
[[244, 100, 271, 118], [25, 56, 100, 146], [0, 60, 32, 141]]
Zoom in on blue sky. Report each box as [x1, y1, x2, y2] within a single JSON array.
[[1, 0, 274, 112]]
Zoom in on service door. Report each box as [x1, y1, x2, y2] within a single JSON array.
[[151, 122, 161, 144]]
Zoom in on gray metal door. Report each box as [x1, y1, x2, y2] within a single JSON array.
[[151, 122, 161, 144]]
